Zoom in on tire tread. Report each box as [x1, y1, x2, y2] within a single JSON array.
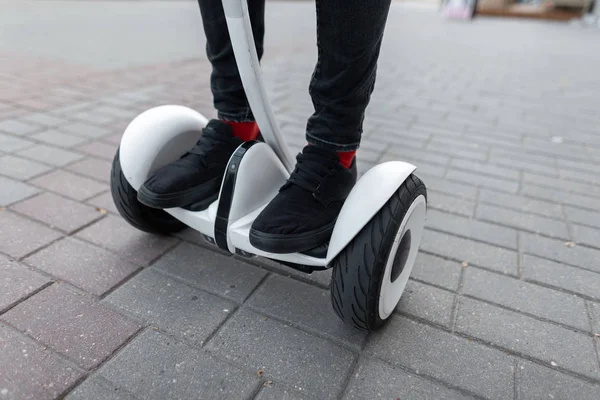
[[330, 173, 426, 330]]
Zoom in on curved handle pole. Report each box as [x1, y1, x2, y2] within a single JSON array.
[[221, 0, 296, 173]]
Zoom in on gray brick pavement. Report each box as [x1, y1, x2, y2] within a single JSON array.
[[2, 1, 600, 399]]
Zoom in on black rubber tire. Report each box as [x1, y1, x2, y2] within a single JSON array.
[[110, 148, 186, 234], [330, 174, 427, 331]]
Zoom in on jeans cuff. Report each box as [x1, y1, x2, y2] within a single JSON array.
[[217, 109, 255, 123], [306, 133, 360, 152]]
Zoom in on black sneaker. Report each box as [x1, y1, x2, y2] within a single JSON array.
[[249, 145, 357, 254], [137, 119, 243, 211]]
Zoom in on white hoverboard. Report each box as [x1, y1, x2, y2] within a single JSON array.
[[110, 0, 427, 331]]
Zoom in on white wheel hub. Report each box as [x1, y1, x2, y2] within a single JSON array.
[[378, 194, 427, 320]]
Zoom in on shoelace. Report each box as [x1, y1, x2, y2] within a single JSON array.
[[186, 128, 236, 166], [287, 151, 341, 193]]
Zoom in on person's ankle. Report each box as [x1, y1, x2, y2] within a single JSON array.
[[337, 150, 356, 169], [222, 119, 259, 141], [304, 143, 355, 169]]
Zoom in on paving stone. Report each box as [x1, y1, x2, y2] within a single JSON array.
[[152, 241, 267, 302], [99, 329, 259, 399], [565, 206, 600, 229], [478, 189, 562, 219], [490, 152, 559, 176], [396, 280, 455, 328], [0, 254, 50, 312], [24, 237, 139, 296], [61, 122, 111, 139], [426, 209, 517, 249], [0, 132, 35, 152], [522, 254, 600, 301], [446, 169, 519, 193], [103, 268, 234, 345], [12, 192, 104, 233], [420, 229, 518, 276], [0, 175, 41, 206], [76, 141, 117, 161], [247, 274, 366, 348], [524, 172, 600, 198], [455, 297, 599, 379], [0, 155, 53, 180], [29, 170, 107, 201], [380, 146, 450, 167], [427, 142, 488, 162], [72, 110, 115, 125], [17, 144, 84, 167], [590, 302, 600, 334], [66, 157, 111, 183], [0, 119, 44, 136], [254, 382, 310, 400], [463, 267, 589, 331], [65, 376, 138, 400], [344, 357, 475, 400], [20, 112, 67, 128], [517, 360, 600, 400], [76, 215, 179, 266], [93, 105, 139, 120], [417, 174, 478, 199], [0, 210, 62, 258], [86, 191, 119, 214], [571, 225, 600, 250], [450, 159, 520, 181], [558, 158, 600, 175], [520, 232, 600, 273], [561, 168, 600, 186], [364, 315, 514, 399], [477, 203, 569, 239], [2, 284, 141, 369], [522, 184, 599, 211], [206, 308, 355, 400], [30, 129, 90, 148], [426, 190, 475, 217], [410, 252, 462, 291], [0, 324, 83, 400]]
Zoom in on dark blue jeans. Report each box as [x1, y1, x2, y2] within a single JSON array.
[[197, 0, 392, 151]]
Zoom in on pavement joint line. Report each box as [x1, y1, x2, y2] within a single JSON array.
[[450, 265, 467, 333], [585, 301, 597, 339], [333, 350, 361, 400], [362, 352, 490, 400], [520, 250, 600, 277], [0, 320, 87, 386], [0, 280, 54, 316], [461, 293, 595, 337], [423, 226, 519, 252], [516, 231, 524, 279], [421, 247, 600, 302], [520, 193, 600, 215], [8, 202, 107, 236], [397, 312, 600, 386], [512, 358, 520, 400], [147, 267, 367, 354], [58, 325, 147, 399]]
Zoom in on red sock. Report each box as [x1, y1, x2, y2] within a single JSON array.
[[337, 150, 356, 169], [223, 120, 259, 141]]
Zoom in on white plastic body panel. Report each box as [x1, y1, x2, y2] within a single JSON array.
[[119, 105, 208, 191], [223, 0, 296, 172]]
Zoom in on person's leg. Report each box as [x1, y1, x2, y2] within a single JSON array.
[[250, 0, 393, 253], [137, 0, 266, 210], [306, 0, 392, 156], [200, 0, 265, 129]]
